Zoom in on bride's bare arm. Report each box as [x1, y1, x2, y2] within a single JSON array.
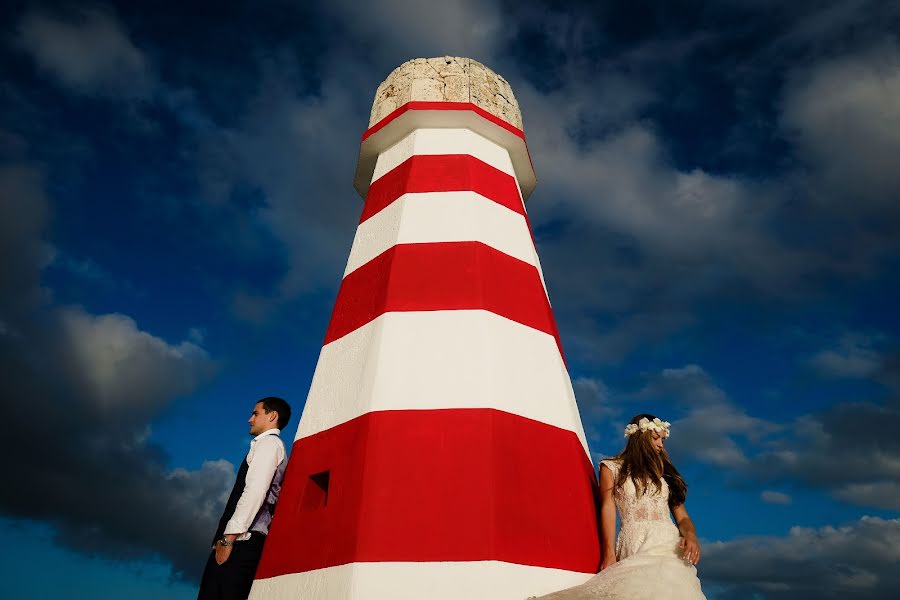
[[671, 503, 701, 565], [598, 464, 617, 569]]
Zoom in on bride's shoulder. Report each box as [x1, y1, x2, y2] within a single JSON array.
[[598, 457, 623, 475]]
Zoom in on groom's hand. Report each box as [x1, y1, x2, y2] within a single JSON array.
[[215, 534, 238, 565]]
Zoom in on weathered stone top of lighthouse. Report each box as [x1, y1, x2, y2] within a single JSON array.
[[369, 57, 523, 130]]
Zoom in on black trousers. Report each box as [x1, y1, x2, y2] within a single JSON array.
[[197, 532, 266, 600]]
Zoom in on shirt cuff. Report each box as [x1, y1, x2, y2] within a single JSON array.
[[223, 523, 252, 541]]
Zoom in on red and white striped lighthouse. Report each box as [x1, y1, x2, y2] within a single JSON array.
[[251, 57, 599, 600]]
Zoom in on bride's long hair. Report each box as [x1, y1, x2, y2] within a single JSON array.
[[614, 413, 687, 508]]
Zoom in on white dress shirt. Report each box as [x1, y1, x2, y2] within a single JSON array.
[[224, 428, 286, 540]]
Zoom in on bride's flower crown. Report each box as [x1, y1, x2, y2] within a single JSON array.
[[624, 417, 671, 438]]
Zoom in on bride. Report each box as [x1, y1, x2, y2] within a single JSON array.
[[531, 414, 706, 599]]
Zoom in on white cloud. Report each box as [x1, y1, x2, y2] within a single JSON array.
[[16, 7, 151, 97], [167, 459, 236, 523], [59, 307, 216, 419], [673, 404, 777, 467], [655, 365, 729, 406], [504, 67, 813, 360], [639, 365, 781, 467], [545, 126, 753, 256], [628, 362, 900, 513], [500, 38, 900, 366], [761, 490, 792, 505], [515, 70, 788, 270], [782, 42, 900, 210], [573, 376, 611, 410], [809, 333, 886, 379]]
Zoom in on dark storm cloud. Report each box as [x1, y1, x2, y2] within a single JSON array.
[[879, 352, 900, 392], [491, 2, 900, 362], [4, 1, 898, 358], [195, 56, 368, 307], [23, 0, 889, 361], [3, 0, 900, 592], [324, 0, 507, 64], [744, 336, 900, 509], [635, 360, 900, 511], [0, 161, 224, 580], [591, 360, 900, 594], [750, 400, 900, 511], [0, 164, 50, 318], [15, 5, 153, 97], [702, 516, 900, 599]]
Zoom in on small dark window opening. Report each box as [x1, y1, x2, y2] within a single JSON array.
[[300, 470, 330, 511]]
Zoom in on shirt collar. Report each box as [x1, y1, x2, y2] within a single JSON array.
[[251, 428, 281, 444]]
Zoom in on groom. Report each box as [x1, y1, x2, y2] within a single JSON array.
[[197, 396, 291, 600]]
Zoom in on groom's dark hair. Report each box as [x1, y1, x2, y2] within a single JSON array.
[[259, 396, 291, 430]]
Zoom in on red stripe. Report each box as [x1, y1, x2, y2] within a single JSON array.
[[361, 154, 524, 224], [362, 101, 526, 142], [256, 409, 600, 579], [324, 242, 562, 356]]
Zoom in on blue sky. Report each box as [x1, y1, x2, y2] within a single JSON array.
[[1, 1, 899, 598]]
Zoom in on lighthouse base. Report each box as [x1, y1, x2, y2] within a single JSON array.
[[249, 561, 593, 600]]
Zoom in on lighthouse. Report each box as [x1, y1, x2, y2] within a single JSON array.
[[250, 57, 599, 600]]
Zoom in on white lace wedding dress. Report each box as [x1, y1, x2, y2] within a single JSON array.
[[531, 459, 706, 599]]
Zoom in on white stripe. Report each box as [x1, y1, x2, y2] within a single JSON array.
[[345, 191, 537, 277], [249, 561, 594, 600], [371, 128, 517, 183], [354, 109, 537, 201], [297, 310, 589, 457]]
